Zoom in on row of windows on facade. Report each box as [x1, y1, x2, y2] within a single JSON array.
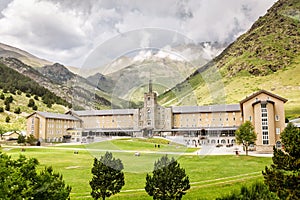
[[175, 117, 242, 122], [176, 123, 238, 128]]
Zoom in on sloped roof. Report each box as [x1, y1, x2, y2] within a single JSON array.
[[3, 131, 19, 136], [71, 109, 137, 116], [172, 104, 241, 114], [240, 90, 288, 105], [27, 111, 80, 121]]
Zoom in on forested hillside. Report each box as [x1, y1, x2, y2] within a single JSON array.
[[0, 62, 70, 131]]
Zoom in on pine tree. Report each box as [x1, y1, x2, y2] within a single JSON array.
[[5, 116, 10, 123], [0, 153, 71, 199], [17, 134, 26, 144], [28, 99, 35, 107], [216, 182, 279, 200], [235, 121, 257, 155], [14, 107, 21, 114], [262, 123, 300, 199], [32, 105, 38, 111], [90, 152, 125, 200], [5, 103, 10, 111], [145, 155, 190, 199]]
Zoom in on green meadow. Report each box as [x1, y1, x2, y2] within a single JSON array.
[[1, 138, 272, 200]]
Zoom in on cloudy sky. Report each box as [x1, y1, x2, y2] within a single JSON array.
[[0, 0, 276, 67]]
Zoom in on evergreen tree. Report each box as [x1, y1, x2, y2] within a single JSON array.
[[32, 105, 38, 111], [235, 121, 257, 155], [5, 103, 10, 111], [145, 155, 190, 200], [5, 116, 10, 123], [14, 107, 21, 114], [216, 182, 279, 200], [0, 153, 71, 199], [17, 134, 26, 144], [5, 95, 13, 103], [28, 99, 35, 107], [262, 123, 300, 199], [26, 134, 38, 145], [90, 152, 125, 200]]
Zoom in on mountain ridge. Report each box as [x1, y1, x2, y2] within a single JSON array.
[[158, 0, 300, 119], [0, 43, 53, 68]]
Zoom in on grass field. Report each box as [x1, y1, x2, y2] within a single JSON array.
[[0, 138, 273, 200]]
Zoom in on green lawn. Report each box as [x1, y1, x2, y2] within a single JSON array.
[[1, 139, 272, 200]]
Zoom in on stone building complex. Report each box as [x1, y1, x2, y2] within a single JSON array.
[[27, 82, 287, 152]]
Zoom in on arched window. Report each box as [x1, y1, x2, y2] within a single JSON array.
[[231, 139, 236, 144], [211, 139, 216, 144], [221, 139, 226, 144]]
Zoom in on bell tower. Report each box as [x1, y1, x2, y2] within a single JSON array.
[[140, 79, 158, 136]]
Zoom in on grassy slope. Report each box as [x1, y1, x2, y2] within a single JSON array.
[[158, 0, 300, 119], [0, 90, 68, 131]]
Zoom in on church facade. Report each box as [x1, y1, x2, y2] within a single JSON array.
[[26, 83, 287, 152]]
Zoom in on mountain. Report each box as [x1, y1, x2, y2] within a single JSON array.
[[0, 61, 71, 130], [37, 63, 77, 84], [0, 43, 52, 68], [158, 0, 300, 119], [0, 57, 115, 110], [86, 42, 226, 104], [84, 42, 225, 77]]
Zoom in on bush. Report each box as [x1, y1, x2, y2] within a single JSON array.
[[0, 107, 3, 112], [14, 107, 21, 114]]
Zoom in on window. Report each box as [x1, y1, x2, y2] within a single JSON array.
[[261, 104, 269, 145], [276, 128, 280, 135], [275, 115, 279, 121], [249, 116, 252, 121]]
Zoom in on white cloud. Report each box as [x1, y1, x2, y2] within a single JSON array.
[[0, 0, 276, 67]]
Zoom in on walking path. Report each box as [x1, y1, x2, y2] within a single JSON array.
[[1, 143, 273, 157]]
